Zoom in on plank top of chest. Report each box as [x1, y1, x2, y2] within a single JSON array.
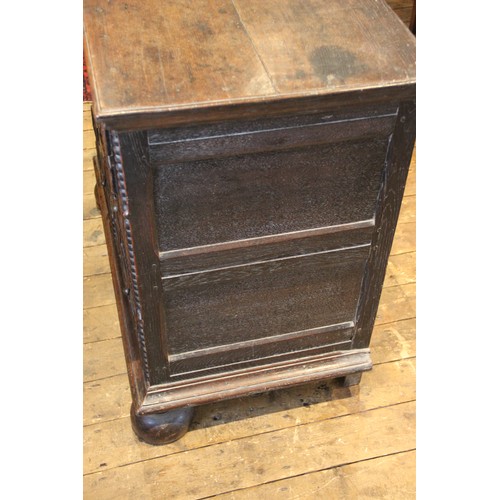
[[83, 0, 415, 129]]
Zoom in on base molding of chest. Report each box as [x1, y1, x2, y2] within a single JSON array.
[[138, 348, 372, 415]]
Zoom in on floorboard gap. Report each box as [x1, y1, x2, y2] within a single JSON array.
[[197, 447, 417, 499], [84, 398, 416, 475]]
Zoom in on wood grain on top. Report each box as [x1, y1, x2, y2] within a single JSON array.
[[83, 0, 415, 119]]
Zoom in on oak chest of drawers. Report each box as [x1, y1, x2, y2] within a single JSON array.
[[84, 0, 416, 444]]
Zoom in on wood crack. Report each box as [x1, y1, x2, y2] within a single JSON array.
[[230, 0, 278, 94]]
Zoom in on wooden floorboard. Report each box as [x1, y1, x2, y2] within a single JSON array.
[[213, 450, 417, 499], [83, 218, 106, 248], [84, 359, 415, 474], [84, 402, 415, 498], [83, 103, 416, 497], [84, 245, 112, 278], [83, 304, 121, 344]]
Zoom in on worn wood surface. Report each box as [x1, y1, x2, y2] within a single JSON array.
[[83, 218, 105, 247], [154, 137, 389, 250], [109, 110, 413, 388], [353, 100, 415, 350], [391, 221, 415, 255], [82, 3, 416, 490], [83, 273, 115, 309], [215, 450, 417, 499], [387, 0, 415, 28], [83, 244, 111, 277], [163, 245, 369, 354], [83, 149, 95, 171], [230, 0, 415, 94], [84, 401, 415, 498], [83, 303, 120, 344], [84, 0, 415, 124], [161, 223, 375, 277], [83, 119, 416, 496], [85, 358, 415, 471], [148, 109, 396, 164]]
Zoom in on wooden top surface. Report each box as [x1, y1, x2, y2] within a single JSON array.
[[84, 0, 415, 122]]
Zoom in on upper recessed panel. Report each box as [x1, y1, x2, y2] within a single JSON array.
[[84, 0, 415, 119]]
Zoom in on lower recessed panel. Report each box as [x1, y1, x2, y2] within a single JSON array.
[[161, 244, 370, 375]]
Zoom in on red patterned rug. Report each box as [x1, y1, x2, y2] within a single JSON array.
[[83, 53, 92, 102]]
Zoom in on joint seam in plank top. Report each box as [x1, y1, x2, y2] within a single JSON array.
[[230, 0, 278, 94]]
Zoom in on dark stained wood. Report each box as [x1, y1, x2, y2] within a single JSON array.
[[130, 406, 195, 446], [353, 100, 416, 350], [162, 245, 369, 360], [160, 222, 374, 276], [168, 331, 353, 378], [409, 0, 416, 34], [84, 0, 415, 444], [96, 84, 416, 131], [91, 147, 148, 403], [148, 110, 396, 163], [111, 131, 169, 386], [154, 138, 389, 251], [147, 102, 397, 145], [141, 349, 373, 413]]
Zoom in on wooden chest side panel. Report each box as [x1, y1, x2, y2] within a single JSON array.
[[153, 138, 389, 251], [98, 101, 413, 389], [161, 244, 369, 359]]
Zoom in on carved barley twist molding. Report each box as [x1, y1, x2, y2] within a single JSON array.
[[110, 131, 151, 384]]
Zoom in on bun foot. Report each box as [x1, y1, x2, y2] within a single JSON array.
[[131, 406, 195, 445], [341, 372, 363, 387]]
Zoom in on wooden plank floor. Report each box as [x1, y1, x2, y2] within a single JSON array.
[[83, 100, 416, 498]]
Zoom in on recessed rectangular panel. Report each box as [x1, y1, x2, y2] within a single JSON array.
[[161, 245, 370, 372], [169, 338, 354, 378], [154, 138, 388, 251]]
